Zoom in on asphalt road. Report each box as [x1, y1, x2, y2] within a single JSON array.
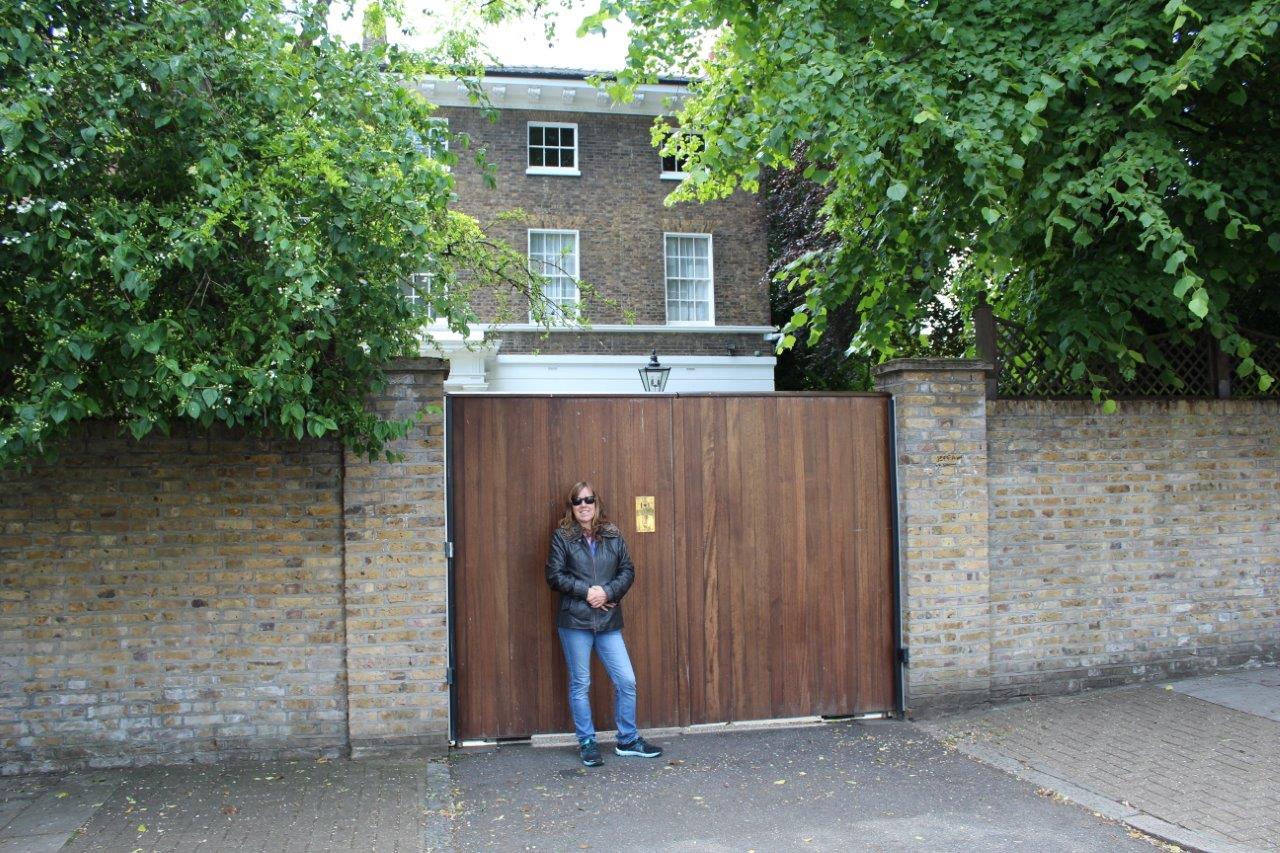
[[447, 719, 1158, 852]]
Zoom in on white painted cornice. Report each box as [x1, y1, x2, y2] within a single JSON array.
[[473, 323, 776, 335], [418, 74, 690, 117]]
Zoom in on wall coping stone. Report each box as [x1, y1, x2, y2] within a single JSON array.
[[873, 358, 993, 378], [386, 356, 448, 373]]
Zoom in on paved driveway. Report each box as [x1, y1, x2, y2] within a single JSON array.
[[447, 719, 1153, 852]]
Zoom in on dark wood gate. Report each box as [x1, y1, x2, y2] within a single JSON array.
[[448, 394, 897, 741]]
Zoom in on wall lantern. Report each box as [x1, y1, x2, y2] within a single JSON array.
[[638, 350, 671, 393]]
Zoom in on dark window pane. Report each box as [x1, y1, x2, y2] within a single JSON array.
[[561, 127, 574, 147], [546, 148, 560, 167], [530, 147, 544, 167], [529, 126, 543, 145], [560, 147, 574, 168], [545, 127, 560, 146]]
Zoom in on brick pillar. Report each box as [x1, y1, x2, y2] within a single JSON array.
[[873, 359, 993, 714], [341, 359, 449, 756]]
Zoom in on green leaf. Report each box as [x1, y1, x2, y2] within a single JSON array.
[[1224, 220, 1239, 240], [886, 182, 908, 202], [201, 388, 219, 407], [981, 207, 1000, 225], [1188, 288, 1209, 318], [1102, 399, 1118, 414], [1163, 250, 1187, 274], [1269, 234, 1280, 253], [80, 127, 97, 143], [1173, 274, 1196, 299], [181, 372, 196, 387], [913, 109, 935, 124]]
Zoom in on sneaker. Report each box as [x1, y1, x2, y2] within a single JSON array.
[[579, 738, 603, 767], [615, 736, 663, 758]]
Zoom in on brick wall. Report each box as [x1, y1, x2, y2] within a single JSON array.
[[876, 359, 1280, 714], [0, 362, 449, 773], [438, 106, 769, 331], [987, 398, 1280, 699], [0, 427, 348, 774], [873, 360, 993, 712], [341, 362, 449, 756]]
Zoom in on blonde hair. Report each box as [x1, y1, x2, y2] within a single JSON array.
[[557, 480, 609, 535]]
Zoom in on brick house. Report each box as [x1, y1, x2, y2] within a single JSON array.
[[415, 68, 777, 393]]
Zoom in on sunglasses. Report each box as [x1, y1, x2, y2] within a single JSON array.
[[571, 496, 597, 506]]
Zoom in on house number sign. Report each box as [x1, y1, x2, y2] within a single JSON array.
[[635, 496, 656, 533]]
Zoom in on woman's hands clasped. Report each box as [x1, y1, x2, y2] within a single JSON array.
[[586, 585, 614, 610]]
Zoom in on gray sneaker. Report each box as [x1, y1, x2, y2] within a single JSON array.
[[615, 736, 662, 758], [579, 738, 603, 767]]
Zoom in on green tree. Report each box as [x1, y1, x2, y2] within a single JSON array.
[[593, 0, 1280, 396], [765, 147, 965, 391], [0, 0, 532, 467]]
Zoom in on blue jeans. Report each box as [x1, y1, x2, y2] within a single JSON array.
[[557, 627, 638, 743]]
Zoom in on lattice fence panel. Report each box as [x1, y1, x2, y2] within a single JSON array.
[[1126, 333, 1214, 398], [994, 319, 1090, 398], [1235, 328, 1280, 398], [994, 321, 1218, 399]]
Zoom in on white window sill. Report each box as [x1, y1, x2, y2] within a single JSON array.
[[526, 167, 581, 177], [665, 320, 716, 328], [660, 171, 688, 181], [527, 313, 583, 326]]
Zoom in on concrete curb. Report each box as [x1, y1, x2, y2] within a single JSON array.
[[526, 716, 826, 748], [946, 741, 1261, 853]]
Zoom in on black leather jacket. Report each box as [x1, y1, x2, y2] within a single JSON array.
[[545, 523, 635, 632]]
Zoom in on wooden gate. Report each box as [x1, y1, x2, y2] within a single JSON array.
[[448, 394, 897, 741]]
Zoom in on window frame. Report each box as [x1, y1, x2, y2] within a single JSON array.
[[425, 116, 450, 156], [663, 232, 715, 327], [403, 269, 448, 326], [526, 121, 581, 176], [659, 128, 698, 180], [527, 228, 582, 322]]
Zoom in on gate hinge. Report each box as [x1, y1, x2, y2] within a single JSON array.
[[897, 647, 910, 666], [446, 666, 455, 685], [445, 541, 454, 559]]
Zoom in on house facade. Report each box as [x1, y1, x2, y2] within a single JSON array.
[[417, 68, 777, 393]]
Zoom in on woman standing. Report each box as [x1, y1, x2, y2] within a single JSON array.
[[545, 480, 663, 767]]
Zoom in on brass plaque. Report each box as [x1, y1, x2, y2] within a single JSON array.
[[635, 496, 656, 533]]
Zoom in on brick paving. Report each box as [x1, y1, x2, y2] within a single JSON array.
[[924, 674, 1280, 852]]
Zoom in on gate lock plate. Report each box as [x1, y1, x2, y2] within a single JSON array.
[[635, 496, 656, 533]]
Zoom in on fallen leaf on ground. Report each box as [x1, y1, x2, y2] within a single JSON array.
[[222, 805, 239, 815]]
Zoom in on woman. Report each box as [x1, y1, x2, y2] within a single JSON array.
[[545, 480, 663, 767]]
